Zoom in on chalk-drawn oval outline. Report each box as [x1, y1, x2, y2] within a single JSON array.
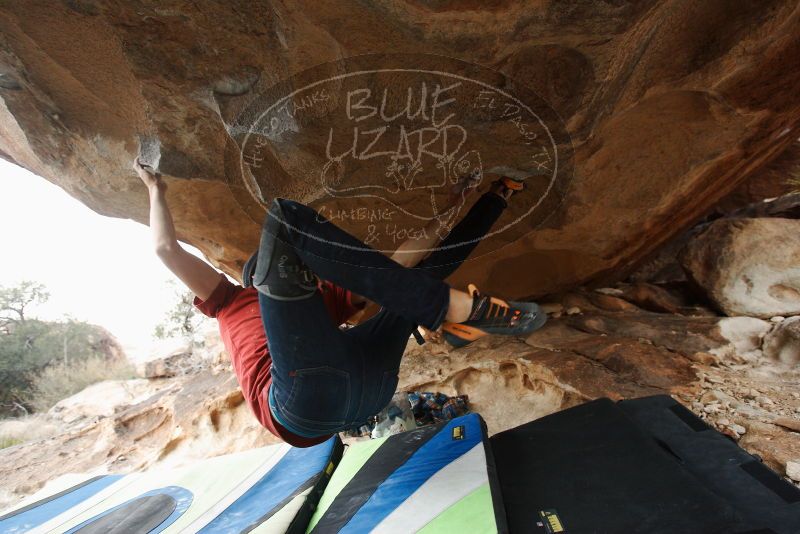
[[236, 59, 568, 255]]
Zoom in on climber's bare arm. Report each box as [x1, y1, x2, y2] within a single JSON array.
[[134, 159, 220, 301]]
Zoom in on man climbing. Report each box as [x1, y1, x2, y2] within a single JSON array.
[[135, 158, 545, 447]]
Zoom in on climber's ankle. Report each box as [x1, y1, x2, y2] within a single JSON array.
[[444, 288, 473, 324], [489, 179, 518, 202]]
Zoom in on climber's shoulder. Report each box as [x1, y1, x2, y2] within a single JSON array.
[[193, 274, 248, 318]]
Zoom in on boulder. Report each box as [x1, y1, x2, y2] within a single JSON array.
[[48, 379, 165, 423], [773, 417, 800, 433], [763, 316, 800, 366], [0, 417, 60, 445], [0, 2, 799, 296], [680, 218, 800, 318], [0, 369, 276, 510], [787, 460, 800, 483], [712, 316, 772, 362], [138, 348, 210, 379]]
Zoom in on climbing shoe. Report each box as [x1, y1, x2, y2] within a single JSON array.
[[500, 176, 525, 192], [251, 199, 318, 300], [442, 284, 546, 348], [489, 177, 524, 202]]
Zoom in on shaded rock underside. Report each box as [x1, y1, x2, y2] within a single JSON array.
[[0, 1, 799, 297]]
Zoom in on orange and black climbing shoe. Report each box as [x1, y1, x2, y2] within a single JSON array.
[[500, 176, 524, 192], [442, 284, 546, 348], [490, 177, 525, 202]]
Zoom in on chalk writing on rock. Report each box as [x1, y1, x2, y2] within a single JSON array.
[[228, 54, 573, 258]]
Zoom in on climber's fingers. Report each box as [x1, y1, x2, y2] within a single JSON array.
[[133, 157, 164, 189]]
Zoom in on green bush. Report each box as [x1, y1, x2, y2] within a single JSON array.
[[0, 281, 126, 416], [27, 357, 136, 413], [0, 435, 21, 449]]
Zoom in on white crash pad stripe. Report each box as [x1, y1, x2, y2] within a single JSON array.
[[30, 474, 144, 534], [0, 473, 97, 517], [179, 444, 291, 533], [371, 444, 489, 534], [248, 486, 313, 534]]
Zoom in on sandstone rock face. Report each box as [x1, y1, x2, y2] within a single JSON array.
[[48, 378, 166, 423], [629, 191, 800, 287], [138, 348, 210, 379], [0, 369, 278, 510], [713, 316, 773, 362], [716, 140, 800, 214], [1, 2, 799, 295], [787, 460, 800, 483], [680, 218, 800, 318]]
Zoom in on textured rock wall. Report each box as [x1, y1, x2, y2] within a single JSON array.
[[681, 218, 800, 318], [1, 1, 799, 297]]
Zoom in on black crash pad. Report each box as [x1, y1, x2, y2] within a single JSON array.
[[490, 396, 800, 534]]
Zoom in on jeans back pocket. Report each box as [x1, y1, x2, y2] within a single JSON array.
[[280, 366, 351, 430]]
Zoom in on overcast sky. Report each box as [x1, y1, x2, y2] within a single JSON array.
[[0, 159, 211, 362]]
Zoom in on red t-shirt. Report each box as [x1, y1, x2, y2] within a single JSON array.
[[194, 275, 360, 447]]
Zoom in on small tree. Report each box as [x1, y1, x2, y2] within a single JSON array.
[[0, 281, 49, 333], [154, 281, 208, 346]]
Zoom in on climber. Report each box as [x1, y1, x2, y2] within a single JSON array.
[[135, 157, 545, 447]]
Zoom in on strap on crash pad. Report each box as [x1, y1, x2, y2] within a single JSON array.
[[412, 327, 426, 345]]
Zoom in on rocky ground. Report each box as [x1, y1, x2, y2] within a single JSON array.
[[2, 279, 798, 512], [402, 286, 800, 478], [0, 339, 280, 510]]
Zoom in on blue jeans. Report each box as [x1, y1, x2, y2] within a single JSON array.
[[261, 192, 507, 437]]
